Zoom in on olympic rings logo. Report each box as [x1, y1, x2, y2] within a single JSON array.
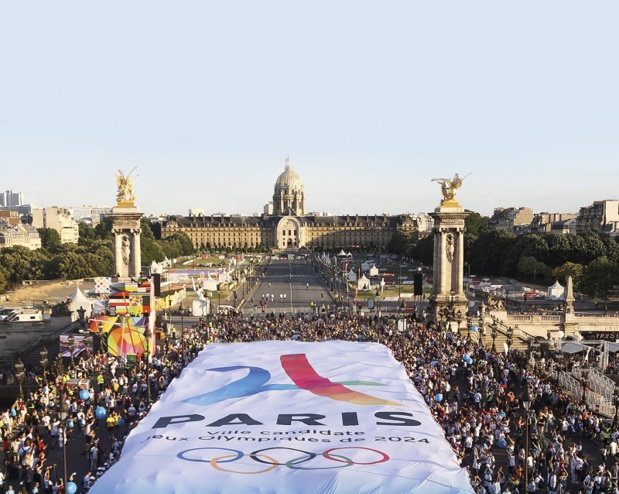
[[177, 447, 389, 474]]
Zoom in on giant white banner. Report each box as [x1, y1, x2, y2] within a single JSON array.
[[92, 341, 473, 493]]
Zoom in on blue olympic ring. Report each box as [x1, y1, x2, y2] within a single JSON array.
[[177, 447, 242, 463], [176, 446, 390, 472]]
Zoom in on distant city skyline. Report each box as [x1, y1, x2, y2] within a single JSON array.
[[1, 2, 618, 217], [1, 158, 615, 219]]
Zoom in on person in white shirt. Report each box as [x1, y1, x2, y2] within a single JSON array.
[[547, 471, 558, 494]]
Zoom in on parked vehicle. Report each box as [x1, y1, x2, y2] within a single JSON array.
[[0, 307, 19, 322], [6, 309, 44, 323]]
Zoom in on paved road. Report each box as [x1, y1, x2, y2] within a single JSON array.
[[244, 259, 334, 313]]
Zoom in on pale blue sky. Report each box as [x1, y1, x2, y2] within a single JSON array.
[[1, 1, 617, 217]]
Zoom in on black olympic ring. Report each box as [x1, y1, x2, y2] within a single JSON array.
[[250, 447, 317, 466]]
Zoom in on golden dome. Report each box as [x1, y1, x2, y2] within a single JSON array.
[[275, 158, 303, 190]]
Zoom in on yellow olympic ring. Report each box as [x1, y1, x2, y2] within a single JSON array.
[[211, 454, 279, 475]]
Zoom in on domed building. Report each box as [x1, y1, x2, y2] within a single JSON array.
[[273, 158, 305, 216], [161, 158, 427, 251]]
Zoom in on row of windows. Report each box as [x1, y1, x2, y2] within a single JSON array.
[[176, 225, 397, 232]]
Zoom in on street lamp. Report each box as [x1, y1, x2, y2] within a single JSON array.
[[144, 326, 152, 403], [55, 354, 63, 376], [522, 389, 532, 491], [76, 306, 86, 328], [506, 326, 514, 351], [491, 321, 498, 352], [441, 291, 458, 332], [67, 333, 75, 367], [466, 316, 472, 337], [179, 302, 185, 361], [456, 309, 463, 333], [83, 334, 92, 359], [14, 358, 25, 399], [39, 346, 48, 385], [97, 321, 106, 354]]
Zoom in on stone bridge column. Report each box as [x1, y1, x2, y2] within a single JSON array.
[[110, 207, 143, 278], [429, 205, 469, 329]]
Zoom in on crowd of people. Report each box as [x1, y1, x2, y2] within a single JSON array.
[[1, 307, 618, 493]]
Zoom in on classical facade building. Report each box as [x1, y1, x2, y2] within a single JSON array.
[[0, 221, 41, 250], [161, 159, 426, 251]]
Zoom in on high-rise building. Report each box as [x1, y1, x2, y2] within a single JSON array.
[[0, 190, 23, 208]]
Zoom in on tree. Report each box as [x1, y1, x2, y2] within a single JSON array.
[[465, 211, 488, 236], [501, 234, 548, 278], [0, 246, 46, 283], [545, 234, 574, 267], [47, 251, 94, 280], [580, 256, 619, 313], [412, 235, 433, 266], [93, 217, 114, 242], [78, 223, 97, 244], [575, 232, 609, 264], [468, 230, 515, 276], [0, 266, 7, 292], [37, 228, 61, 252], [517, 256, 551, 283], [141, 235, 165, 266], [386, 231, 410, 256], [552, 262, 584, 286]]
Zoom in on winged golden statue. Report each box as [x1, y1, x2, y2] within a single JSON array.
[[431, 173, 470, 206], [115, 168, 137, 205]]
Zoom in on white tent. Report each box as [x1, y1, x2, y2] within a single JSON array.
[[357, 274, 371, 291], [369, 265, 379, 277], [547, 280, 565, 300], [337, 249, 347, 257], [191, 293, 210, 316], [202, 272, 219, 292], [561, 342, 587, 354], [347, 269, 357, 282], [67, 287, 93, 322]]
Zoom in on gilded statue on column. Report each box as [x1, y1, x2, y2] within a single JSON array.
[[431, 173, 470, 207], [115, 168, 138, 205]]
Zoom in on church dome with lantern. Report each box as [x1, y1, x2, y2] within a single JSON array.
[[273, 157, 305, 215]]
